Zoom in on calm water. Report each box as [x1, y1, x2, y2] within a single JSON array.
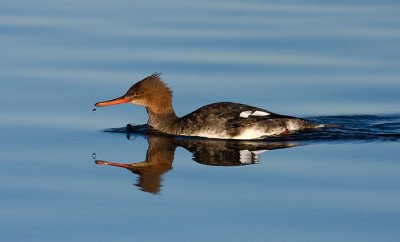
[[1, 0, 400, 241]]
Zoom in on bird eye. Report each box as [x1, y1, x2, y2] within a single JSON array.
[[127, 90, 141, 97]]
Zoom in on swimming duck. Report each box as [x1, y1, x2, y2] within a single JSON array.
[[95, 73, 321, 139]]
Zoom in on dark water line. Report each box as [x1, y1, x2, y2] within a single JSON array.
[[103, 114, 400, 143]]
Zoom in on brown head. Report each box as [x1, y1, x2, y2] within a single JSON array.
[[95, 73, 174, 114]]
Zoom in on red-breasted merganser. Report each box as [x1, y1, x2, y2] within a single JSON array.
[[95, 74, 321, 140]]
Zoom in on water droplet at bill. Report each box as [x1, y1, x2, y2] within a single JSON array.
[[92, 153, 96, 159]]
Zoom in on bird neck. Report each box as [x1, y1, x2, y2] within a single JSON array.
[[146, 108, 179, 133]]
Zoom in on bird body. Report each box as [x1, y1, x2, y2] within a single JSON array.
[[95, 74, 320, 140]]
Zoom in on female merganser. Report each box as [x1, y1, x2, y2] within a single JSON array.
[[95, 73, 321, 140]]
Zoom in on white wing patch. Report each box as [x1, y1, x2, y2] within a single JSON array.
[[239, 111, 253, 118], [239, 110, 270, 118], [252, 111, 270, 116]]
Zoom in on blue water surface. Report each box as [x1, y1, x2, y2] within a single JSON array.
[[1, 0, 400, 241]]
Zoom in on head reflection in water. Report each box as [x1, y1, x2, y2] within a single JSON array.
[[96, 135, 174, 194], [95, 126, 300, 194]]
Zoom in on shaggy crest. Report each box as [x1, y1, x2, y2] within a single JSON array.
[[125, 73, 173, 98]]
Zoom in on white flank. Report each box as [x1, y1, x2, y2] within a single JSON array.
[[195, 126, 280, 139], [194, 131, 229, 139], [234, 127, 271, 139], [239, 110, 270, 118], [193, 128, 262, 139]]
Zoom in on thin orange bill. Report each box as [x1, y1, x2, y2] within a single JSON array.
[[95, 96, 130, 107]]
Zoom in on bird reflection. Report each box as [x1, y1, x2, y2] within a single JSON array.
[[95, 125, 300, 194]]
